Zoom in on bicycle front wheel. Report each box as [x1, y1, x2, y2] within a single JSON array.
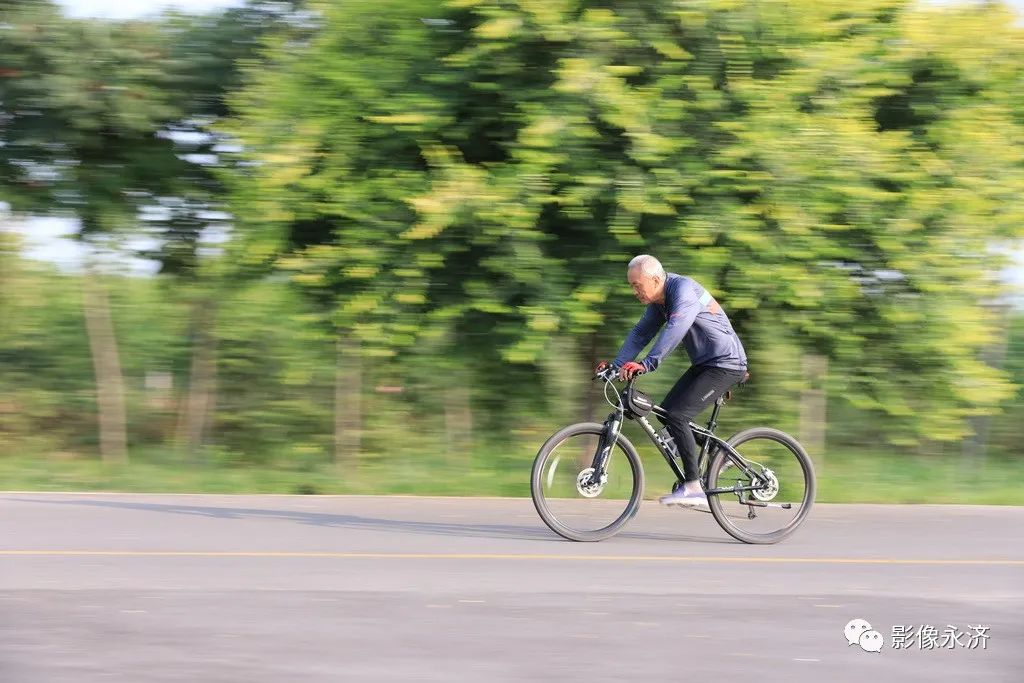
[[530, 422, 644, 542], [706, 427, 815, 544]]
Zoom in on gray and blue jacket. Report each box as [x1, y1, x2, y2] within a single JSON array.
[[613, 273, 748, 372]]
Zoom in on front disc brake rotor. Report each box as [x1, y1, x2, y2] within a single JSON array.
[[576, 467, 606, 498]]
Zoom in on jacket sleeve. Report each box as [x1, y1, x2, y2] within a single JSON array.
[[640, 291, 700, 372], [612, 305, 663, 368]]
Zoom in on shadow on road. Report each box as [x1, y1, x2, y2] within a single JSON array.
[[6, 496, 733, 544]]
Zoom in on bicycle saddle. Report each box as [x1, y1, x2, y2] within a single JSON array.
[[724, 372, 750, 401]]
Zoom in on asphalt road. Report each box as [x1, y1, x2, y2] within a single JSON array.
[[1, 493, 1021, 682]]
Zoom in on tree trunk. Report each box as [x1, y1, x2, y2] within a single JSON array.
[[583, 332, 600, 425], [799, 353, 828, 473], [581, 332, 602, 465], [443, 378, 473, 466], [962, 303, 1012, 468], [334, 333, 362, 464], [175, 297, 218, 459], [82, 269, 128, 464]]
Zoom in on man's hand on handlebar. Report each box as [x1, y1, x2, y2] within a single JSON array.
[[619, 361, 646, 381], [593, 360, 646, 382]]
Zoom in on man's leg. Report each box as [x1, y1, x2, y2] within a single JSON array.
[[656, 365, 702, 480], [659, 365, 747, 503]]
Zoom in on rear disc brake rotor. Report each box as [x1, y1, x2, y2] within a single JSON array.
[[751, 467, 779, 502]]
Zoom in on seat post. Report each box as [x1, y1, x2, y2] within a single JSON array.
[[706, 397, 724, 433]]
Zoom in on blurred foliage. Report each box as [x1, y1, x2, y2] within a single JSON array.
[[226, 0, 1024, 444], [1, 0, 1024, 498], [0, 0, 185, 234]]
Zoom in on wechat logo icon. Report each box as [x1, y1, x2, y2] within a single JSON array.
[[845, 619, 884, 653]]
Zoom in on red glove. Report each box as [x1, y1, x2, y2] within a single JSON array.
[[619, 361, 646, 381], [595, 361, 610, 373]]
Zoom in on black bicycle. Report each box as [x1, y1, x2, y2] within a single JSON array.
[[530, 366, 816, 544]]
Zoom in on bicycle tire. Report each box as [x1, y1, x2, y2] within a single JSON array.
[[530, 422, 645, 542], [706, 427, 815, 544]]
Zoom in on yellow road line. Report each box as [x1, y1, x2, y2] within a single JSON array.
[[0, 550, 1022, 565]]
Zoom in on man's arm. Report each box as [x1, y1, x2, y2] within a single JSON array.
[[640, 295, 700, 372], [612, 305, 663, 368]]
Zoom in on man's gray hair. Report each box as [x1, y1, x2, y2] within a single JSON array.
[[627, 254, 665, 279]]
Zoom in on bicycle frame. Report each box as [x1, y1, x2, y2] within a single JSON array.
[[590, 378, 771, 500]]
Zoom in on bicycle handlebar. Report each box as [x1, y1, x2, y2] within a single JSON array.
[[592, 365, 643, 386]]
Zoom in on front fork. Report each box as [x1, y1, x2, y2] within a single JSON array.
[[589, 412, 623, 479]]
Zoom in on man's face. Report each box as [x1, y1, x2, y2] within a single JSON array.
[[628, 268, 661, 304]]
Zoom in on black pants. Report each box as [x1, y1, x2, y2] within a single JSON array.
[[656, 365, 748, 482]]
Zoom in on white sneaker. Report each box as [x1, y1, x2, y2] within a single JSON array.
[[658, 487, 709, 507]]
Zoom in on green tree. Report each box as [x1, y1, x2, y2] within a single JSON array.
[[1, 1, 200, 461], [1, 1, 304, 460], [230, 0, 1024, 451]]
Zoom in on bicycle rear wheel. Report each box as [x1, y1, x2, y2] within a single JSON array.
[[530, 422, 644, 542], [706, 427, 815, 544]]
